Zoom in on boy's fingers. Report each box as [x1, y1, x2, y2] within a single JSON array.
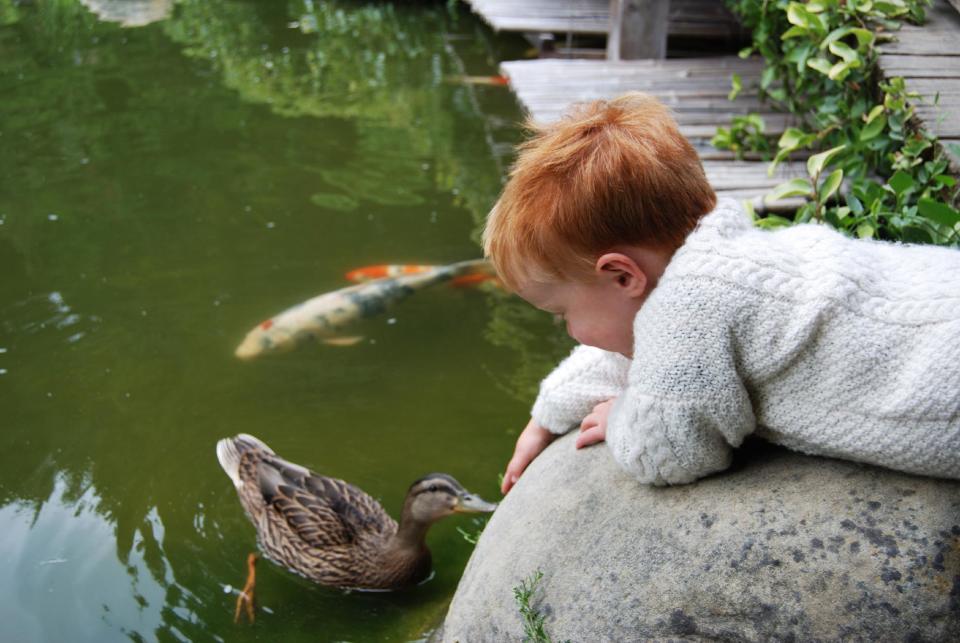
[[502, 459, 524, 493], [575, 426, 605, 449], [502, 471, 519, 494]]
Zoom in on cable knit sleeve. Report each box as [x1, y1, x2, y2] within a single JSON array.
[[605, 281, 757, 485], [531, 345, 630, 434]]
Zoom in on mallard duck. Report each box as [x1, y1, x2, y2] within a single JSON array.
[[216, 434, 496, 620]]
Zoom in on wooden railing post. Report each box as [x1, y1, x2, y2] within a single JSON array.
[[607, 0, 670, 60]]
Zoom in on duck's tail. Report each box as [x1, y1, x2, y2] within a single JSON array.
[[216, 434, 275, 488]]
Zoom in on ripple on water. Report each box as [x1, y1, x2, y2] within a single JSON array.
[[1, 291, 96, 345]]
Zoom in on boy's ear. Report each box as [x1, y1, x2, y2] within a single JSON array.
[[595, 253, 647, 298]]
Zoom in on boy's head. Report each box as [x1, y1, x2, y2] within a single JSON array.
[[483, 92, 715, 356]]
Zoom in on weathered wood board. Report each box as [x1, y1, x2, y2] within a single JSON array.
[[462, 0, 743, 39], [879, 0, 960, 168]]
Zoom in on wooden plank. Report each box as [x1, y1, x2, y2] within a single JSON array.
[[877, 0, 960, 55], [879, 55, 960, 77], [878, 0, 960, 170], [608, 0, 669, 60], [462, 0, 742, 38]]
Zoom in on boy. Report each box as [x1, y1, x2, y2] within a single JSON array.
[[485, 92, 960, 493]]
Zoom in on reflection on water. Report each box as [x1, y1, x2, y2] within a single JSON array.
[[0, 476, 173, 642], [79, 0, 173, 27], [0, 0, 567, 640]]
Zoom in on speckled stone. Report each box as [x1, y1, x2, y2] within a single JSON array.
[[440, 433, 960, 642]]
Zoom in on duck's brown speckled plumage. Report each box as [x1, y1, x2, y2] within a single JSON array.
[[217, 434, 491, 590]]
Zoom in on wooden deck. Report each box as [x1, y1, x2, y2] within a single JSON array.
[[500, 57, 805, 210], [878, 0, 960, 170], [463, 0, 743, 39]]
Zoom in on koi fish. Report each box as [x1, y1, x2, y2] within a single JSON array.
[[445, 75, 510, 86], [235, 259, 490, 360], [346, 263, 499, 288], [344, 265, 436, 282]]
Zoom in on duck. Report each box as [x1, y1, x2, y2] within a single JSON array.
[[216, 433, 497, 621]]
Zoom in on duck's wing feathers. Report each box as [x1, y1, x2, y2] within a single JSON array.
[[257, 455, 396, 548]]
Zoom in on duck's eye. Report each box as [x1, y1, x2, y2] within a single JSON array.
[[428, 484, 438, 493]]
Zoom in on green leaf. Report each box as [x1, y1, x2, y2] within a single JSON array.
[[828, 59, 861, 81], [901, 226, 932, 243], [887, 170, 914, 195], [821, 26, 854, 49], [711, 129, 732, 150], [807, 144, 846, 177], [787, 2, 817, 28], [917, 198, 960, 226], [847, 193, 864, 215], [828, 41, 859, 63], [865, 105, 885, 124], [934, 174, 957, 188], [818, 169, 844, 203], [738, 46, 754, 59], [901, 137, 931, 157], [778, 127, 806, 150], [850, 28, 875, 48], [766, 178, 813, 203], [807, 57, 834, 76], [856, 222, 875, 238], [755, 214, 794, 229], [767, 88, 787, 102], [728, 73, 742, 101], [760, 66, 776, 90], [875, 1, 909, 16], [782, 25, 808, 40]]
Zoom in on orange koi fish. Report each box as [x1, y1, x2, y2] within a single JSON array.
[[345, 262, 499, 288], [236, 259, 492, 360], [345, 265, 437, 282]]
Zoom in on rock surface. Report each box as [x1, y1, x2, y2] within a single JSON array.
[[440, 433, 960, 642]]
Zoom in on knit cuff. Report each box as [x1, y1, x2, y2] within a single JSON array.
[[531, 393, 580, 435]]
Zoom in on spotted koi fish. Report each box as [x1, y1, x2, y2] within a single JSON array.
[[344, 265, 436, 282], [345, 263, 499, 289], [235, 259, 491, 360]]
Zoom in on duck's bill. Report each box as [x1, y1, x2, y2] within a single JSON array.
[[454, 493, 498, 514]]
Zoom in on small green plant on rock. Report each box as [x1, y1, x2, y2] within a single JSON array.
[[513, 569, 568, 643]]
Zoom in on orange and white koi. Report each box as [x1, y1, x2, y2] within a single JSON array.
[[346, 263, 498, 288], [344, 265, 437, 282], [235, 259, 490, 360]]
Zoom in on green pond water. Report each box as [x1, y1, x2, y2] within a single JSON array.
[[0, 1, 573, 640]]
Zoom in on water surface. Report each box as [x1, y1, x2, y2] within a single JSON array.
[[0, 1, 570, 640]]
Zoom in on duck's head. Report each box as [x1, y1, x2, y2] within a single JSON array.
[[403, 473, 497, 525]]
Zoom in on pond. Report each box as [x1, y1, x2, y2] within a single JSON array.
[[0, 1, 572, 640]]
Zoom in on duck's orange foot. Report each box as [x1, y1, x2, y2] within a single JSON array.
[[233, 552, 258, 624]]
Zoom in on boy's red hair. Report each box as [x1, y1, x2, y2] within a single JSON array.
[[483, 92, 716, 290]]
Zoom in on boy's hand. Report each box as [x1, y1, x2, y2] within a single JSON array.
[[576, 398, 615, 449], [501, 418, 557, 495]]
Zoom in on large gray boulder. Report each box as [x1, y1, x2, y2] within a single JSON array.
[[441, 433, 960, 642]]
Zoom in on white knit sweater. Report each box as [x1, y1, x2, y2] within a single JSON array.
[[531, 198, 960, 484]]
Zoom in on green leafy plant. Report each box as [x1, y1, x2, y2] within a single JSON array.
[[712, 112, 772, 159], [456, 515, 489, 545], [719, 0, 960, 245], [513, 569, 564, 643]]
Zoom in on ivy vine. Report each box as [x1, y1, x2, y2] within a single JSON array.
[[714, 0, 960, 245]]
